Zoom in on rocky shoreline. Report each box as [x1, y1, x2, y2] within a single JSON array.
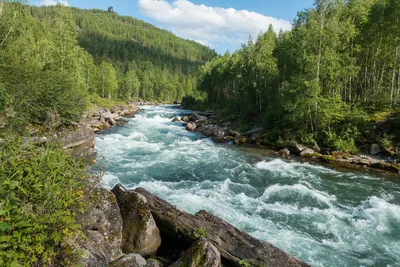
[[175, 110, 400, 175], [34, 103, 309, 266]]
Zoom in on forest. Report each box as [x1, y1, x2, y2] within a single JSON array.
[[0, 2, 216, 134], [190, 0, 400, 152]]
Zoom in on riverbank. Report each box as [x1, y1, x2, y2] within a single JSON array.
[[47, 103, 309, 266], [177, 109, 400, 175]]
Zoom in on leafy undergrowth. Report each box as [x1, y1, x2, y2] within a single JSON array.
[[0, 139, 89, 266]]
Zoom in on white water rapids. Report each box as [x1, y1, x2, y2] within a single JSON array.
[[95, 105, 400, 267]]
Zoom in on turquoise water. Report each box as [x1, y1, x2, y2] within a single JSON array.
[[96, 105, 400, 267]]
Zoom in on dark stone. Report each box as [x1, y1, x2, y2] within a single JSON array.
[[243, 127, 263, 136], [286, 143, 306, 155], [135, 187, 310, 267], [190, 113, 208, 122]]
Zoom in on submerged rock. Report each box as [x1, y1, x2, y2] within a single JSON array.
[[112, 184, 162, 257], [170, 236, 221, 267]]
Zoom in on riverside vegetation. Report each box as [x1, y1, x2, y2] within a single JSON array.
[[0, 0, 399, 266], [184, 0, 400, 157]]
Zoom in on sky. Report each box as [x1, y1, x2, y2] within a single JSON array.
[[35, 0, 315, 53]]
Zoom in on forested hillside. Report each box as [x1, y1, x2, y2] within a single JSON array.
[[192, 0, 400, 152], [0, 2, 216, 134]]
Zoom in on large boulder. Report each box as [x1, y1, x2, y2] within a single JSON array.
[[300, 148, 315, 158], [109, 254, 146, 267], [59, 126, 95, 150], [135, 187, 310, 267], [190, 113, 207, 122], [286, 143, 306, 155], [111, 184, 162, 257], [243, 127, 263, 136], [370, 144, 383, 155], [73, 188, 123, 266], [186, 122, 197, 131], [181, 116, 190, 122], [277, 148, 290, 158], [170, 236, 221, 267]]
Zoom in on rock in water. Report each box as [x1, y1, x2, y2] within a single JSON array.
[[109, 254, 147, 267], [186, 122, 197, 131], [170, 236, 221, 267], [112, 184, 162, 257], [181, 116, 190, 122], [172, 117, 180, 122]]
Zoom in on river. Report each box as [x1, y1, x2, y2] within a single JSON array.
[[95, 105, 400, 267]]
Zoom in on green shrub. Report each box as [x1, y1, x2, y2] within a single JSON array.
[[377, 134, 394, 150], [0, 139, 88, 266], [193, 227, 207, 239], [239, 259, 250, 267]]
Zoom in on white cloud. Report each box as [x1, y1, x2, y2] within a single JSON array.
[[138, 0, 292, 50], [38, 0, 70, 6]]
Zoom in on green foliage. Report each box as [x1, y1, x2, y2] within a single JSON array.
[[377, 134, 394, 150], [239, 259, 251, 267], [193, 227, 207, 239], [196, 0, 400, 152], [0, 139, 88, 266]]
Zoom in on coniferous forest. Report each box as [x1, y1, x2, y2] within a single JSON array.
[[190, 0, 400, 152], [0, 2, 216, 133]]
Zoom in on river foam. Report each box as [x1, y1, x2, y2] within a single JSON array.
[[95, 105, 400, 267]]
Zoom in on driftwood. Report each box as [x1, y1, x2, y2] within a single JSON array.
[[135, 187, 310, 267]]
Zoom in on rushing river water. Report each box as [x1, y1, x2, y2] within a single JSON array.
[[96, 105, 400, 267]]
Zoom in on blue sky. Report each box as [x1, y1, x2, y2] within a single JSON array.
[[37, 0, 315, 53]]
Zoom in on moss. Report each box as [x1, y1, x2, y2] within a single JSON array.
[[321, 155, 336, 163]]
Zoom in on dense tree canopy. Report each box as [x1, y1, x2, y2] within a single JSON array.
[[193, 0, 400, 151], [0, 3, 216, 133]]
